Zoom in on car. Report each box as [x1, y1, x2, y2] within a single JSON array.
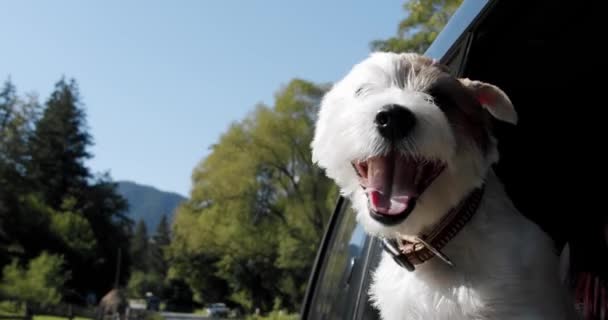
[[300, 0, 603, 319], [206, 302, 230, 318], [145, 292, 160, 311]]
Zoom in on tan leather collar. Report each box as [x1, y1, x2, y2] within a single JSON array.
[[382, 186, 485, 271]]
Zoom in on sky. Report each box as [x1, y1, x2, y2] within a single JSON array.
[[0, 1, 403, 196]]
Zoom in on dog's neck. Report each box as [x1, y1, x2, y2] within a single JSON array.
[[384, 185, 485, 271]]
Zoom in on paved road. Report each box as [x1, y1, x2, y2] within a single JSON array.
[[160, 312, 211, 320]]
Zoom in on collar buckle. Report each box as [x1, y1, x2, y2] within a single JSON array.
[[382, 238, 415, 272]]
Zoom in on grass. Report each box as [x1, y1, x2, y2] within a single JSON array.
[[33, 316, 91, 320], [193, 308, 208, 316], [0, 302, 92, 320], [245, 311, 299, 320]]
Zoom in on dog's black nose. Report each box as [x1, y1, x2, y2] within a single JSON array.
[[375, 104, 416, 141]]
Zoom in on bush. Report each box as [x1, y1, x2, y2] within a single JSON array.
[[49, 198, 97, 256], [0, 301, 24, 315], [127, 271, 164, 299], [245, 298, 298, 320], [0, 252, 67, 307]]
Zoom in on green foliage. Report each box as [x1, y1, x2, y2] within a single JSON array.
[[169, 79, 337, 312], [371, 0, 463, 53], [0, 80, 41, 266], [126, 215, 173, 302], [0, 77, 132, 301], [130, 219, 149, 272], [246, 299, 298, 320], [0, 80, 39, 168], [26, 79, 131, 296], [141, 313, 164, 320], [126, 271, 164, 299], [48, 198, 97, 256], [79, 175, 132, 293], [0, 301, 23, 315], [33, 316, 91, 320], [148, 214, 170, 276], [0, 252, 67, 307], [27, 78, 91, 209], [1, 194, 53, 262], [246, 312, 299, 320], [154, 215, 171, 247]]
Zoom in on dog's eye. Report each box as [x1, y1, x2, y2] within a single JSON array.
[[426, 87, 456, 111]]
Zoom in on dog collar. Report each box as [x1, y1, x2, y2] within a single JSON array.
[[381, 186, 485, 271]]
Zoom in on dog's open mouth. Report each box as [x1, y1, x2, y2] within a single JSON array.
[[353, 152, 445, 225]]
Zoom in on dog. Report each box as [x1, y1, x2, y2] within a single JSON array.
[[311, 52, 576, 319]]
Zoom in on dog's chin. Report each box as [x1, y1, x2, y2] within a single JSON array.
[[368, 200, 417, 226], [353, 152, 445, 227]]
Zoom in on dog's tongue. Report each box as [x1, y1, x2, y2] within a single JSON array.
[[367, 153, 417, 215], [369, 191, 411, 215]]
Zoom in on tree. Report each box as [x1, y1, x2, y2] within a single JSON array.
[[0, 80, 40, 264], [0, 252, 67, 307], [126, 271, 163, 299], [79, 174, 132, 294], [149, 214, 170, 276], [371, 0, 463, 53], [27, 78, 91, 209], [154, 215, 171, 247], [0, 80, 17, 132], [27, 78, 132, 297], [1, 77, 132, 301], [169, 79, 337, 312], [130, 219, 149, 272], [1, 79, 22, 255], [49, 197, 97, 258], [128, 215, 171, 301]]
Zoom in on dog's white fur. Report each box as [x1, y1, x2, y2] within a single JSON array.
[[311, 52, 575, 319]]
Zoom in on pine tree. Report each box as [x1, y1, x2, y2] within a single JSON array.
[[28, 78, 91, 209], [0, 79, 39, 184], [130, 219, 149, 272], [18, 77, 132, 298], [149, 214, 170, 276], [0, 79, 41, 266], [0, 80, 18, 134], [154, 214, 171, 247], [0, 80, 19, 255]]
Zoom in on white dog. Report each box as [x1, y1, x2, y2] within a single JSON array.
[[311, 52, 576, 319]]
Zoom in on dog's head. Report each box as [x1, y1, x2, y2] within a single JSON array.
[[311, 52, 516, 238]]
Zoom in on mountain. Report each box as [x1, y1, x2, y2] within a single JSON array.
[[116, 181, 186, 232]]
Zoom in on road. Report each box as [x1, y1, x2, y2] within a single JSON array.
[[160, 312, 211, 320]]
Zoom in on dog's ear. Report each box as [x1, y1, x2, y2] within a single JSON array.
[[459, 78, 518, 125]]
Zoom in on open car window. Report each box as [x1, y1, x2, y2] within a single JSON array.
[[306, 202, 373, 320]]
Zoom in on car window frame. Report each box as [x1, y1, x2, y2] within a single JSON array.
[[301, 196, 374, 320]]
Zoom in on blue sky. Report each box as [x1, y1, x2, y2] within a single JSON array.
[[0, 1, 403, 196]]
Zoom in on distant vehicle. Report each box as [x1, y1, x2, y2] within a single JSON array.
[[300, 0, 599, 319], [145, 292, 160, 311], [206, 303, 230, 318]]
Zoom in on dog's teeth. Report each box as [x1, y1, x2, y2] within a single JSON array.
[[352, 163, 362, 177]]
